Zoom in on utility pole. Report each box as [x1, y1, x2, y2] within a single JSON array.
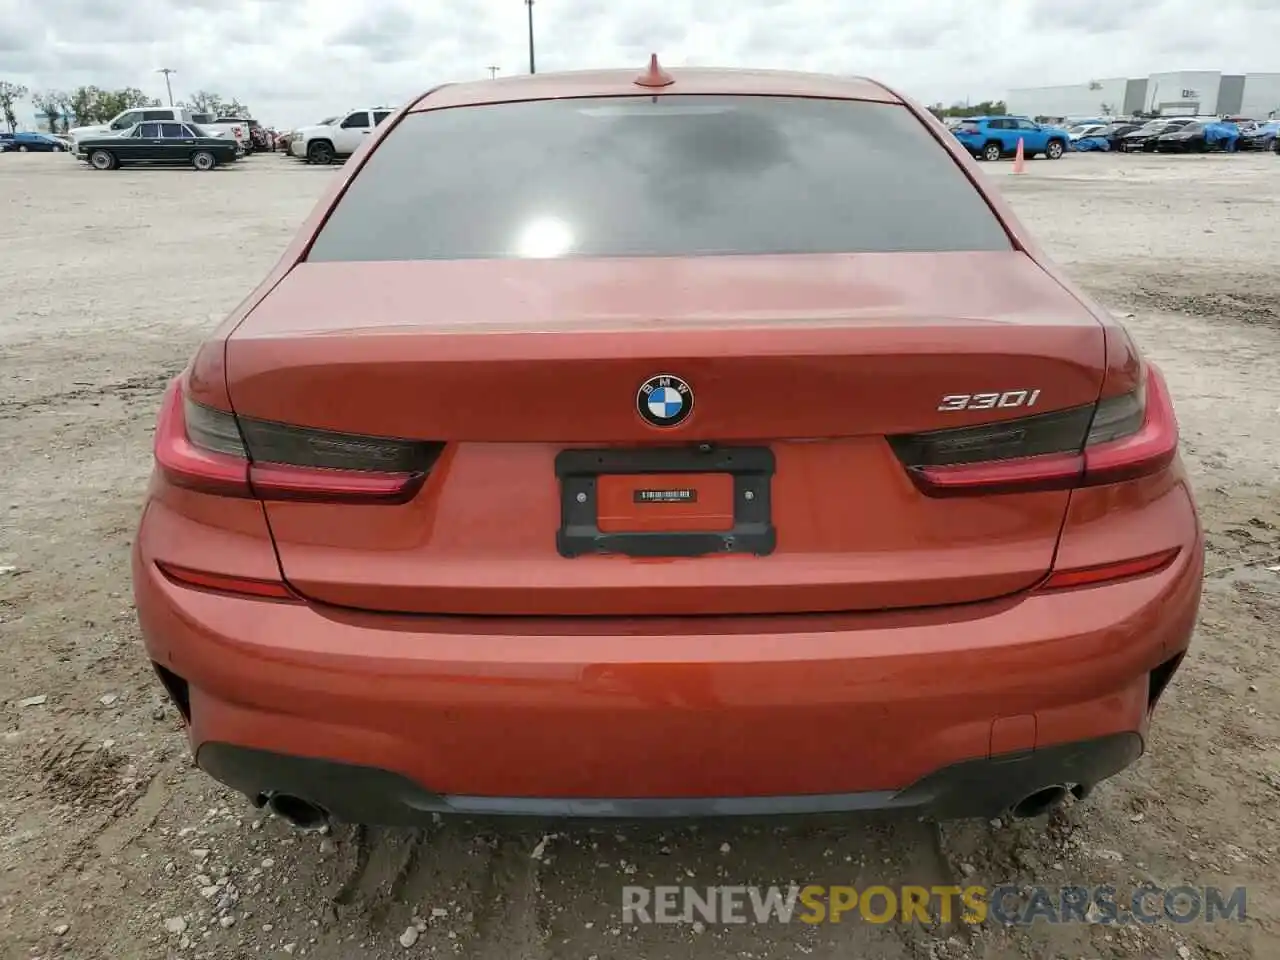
[[488, 65, 500, 79], [525, 0, 535, 74], [157, 68, 176, 106]]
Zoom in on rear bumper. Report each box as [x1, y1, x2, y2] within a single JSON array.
[[197, 732, 1144, 823], [134, 483, 1203, 821]]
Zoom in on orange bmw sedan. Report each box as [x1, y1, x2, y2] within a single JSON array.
[[132, 60, 1203, 829]]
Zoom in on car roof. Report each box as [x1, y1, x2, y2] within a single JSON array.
[[408, 67, 900, 113]]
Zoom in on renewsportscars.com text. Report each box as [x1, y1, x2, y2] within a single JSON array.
[[621, 884, 1247, 926]]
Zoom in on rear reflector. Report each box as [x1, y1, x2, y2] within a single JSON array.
[[156, 561, 300, 601], [154, 378, 443, 504], [889, 364, 1178, 496], [1040, 548, 1180, 590]]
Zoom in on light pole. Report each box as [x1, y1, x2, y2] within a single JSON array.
[[157, 68, 176, 107], [525, 0, 535, 74], [488, 65, 500, 79]]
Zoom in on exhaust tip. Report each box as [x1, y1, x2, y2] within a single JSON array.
[[266, 793, 330, 831], [1010, 785, 1070, 820]]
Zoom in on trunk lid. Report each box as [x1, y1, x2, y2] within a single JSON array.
[[227, 251, 1105, 617]]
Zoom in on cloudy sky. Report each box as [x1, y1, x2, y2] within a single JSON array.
[[2, 0, 1279, 127]]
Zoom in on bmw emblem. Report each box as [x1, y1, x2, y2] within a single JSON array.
[[637, 374, 693, 427]]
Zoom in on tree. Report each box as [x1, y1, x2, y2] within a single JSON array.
[[31, 89, 72, 133], [64, 86, 159, 125], [94, 87, 158, 118], [926, 99, 1008, 120], [68, 85, 106, 124], [188, 90, 251, 117], [0, 80, 28, 133]]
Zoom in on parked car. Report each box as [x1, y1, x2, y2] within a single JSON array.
[[1069, 134, 1112, 152], [1117, 119, 1195, 152], [1153, 121, 1240, 153], [952, 116, 1069, 160], [1238, 121, 1279, 151], [242, 121, 273, 152], [288, 107, 396, 164], [76, 121, 240, 171], [1092, 122, 1143, 150], [70, 106, 200, 148], [280, 119, 333, 157], [213, 117, 261, 151], [1066, 123, 1107, 142], [133, 64, 1201, 829], [0, 131, 70, 152], [189, 114, 248, 153]]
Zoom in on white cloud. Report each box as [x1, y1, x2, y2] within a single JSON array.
[[2, 0, 1279, 127]]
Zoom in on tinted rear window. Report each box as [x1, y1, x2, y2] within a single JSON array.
[[306, 95, 1012, 262]]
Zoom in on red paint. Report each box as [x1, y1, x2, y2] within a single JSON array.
[[132, 66, 1203, 805], [634, 54, 675, 88]]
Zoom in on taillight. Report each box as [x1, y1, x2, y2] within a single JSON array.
[[889, 365, 1178, 496], [154, 379, 443, 504]]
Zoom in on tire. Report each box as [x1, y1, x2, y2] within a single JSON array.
[[307, 140, 334, 164], [88, 149, 116, 171], [1045, 139, 1065, 160], [192, 150, 216, 171], [981, 142, 1002, 162], [17, 144, 28, 153]]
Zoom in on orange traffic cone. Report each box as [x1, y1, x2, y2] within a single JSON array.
[[1012, 137, 1026, 173]]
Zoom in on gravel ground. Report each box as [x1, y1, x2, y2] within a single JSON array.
[[1, 150, 1278, 960]]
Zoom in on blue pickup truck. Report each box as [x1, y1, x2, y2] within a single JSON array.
[[952, 116, 1070, 161]]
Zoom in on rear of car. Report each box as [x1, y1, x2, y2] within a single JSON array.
[[213, 117, 252, 151], [134, 68, 1202, 825], [951, 118, 989, 156]]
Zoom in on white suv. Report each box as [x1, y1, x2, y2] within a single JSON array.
[[289, 107, 396, 164]]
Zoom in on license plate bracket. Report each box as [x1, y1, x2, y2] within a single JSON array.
[[556, 446, 776, 558]]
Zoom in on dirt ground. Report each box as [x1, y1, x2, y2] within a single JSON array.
[[1, 149, 1278, 960]]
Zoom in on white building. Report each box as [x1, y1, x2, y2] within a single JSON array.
[[1008, 71, 1280, 121], [1005, 78, 1132, 120], [1240, 73, 1280, 119]]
